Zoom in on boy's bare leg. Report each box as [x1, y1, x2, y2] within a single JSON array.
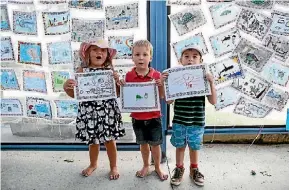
[[136, 144, 150, 177], [105, 140, 119, 180], [82, 144, 99, 176], [151, 145, 168, 180], [176, 147, 186, 166], [189, 148, 198, 165]]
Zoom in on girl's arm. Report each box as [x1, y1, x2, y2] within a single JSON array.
[[63, 67, 83, 98]]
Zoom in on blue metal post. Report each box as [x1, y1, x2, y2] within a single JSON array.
[[150, 0, 168, 163], [286, 108, 289, 131]]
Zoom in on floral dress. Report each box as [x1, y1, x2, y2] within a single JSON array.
[[75, 68, 125, 144]]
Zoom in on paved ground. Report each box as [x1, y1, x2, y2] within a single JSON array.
[[1, 138, 289, 190]]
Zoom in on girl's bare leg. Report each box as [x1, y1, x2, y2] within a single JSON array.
[[105, 140, 119, 180], [82, 144, 99, 177]]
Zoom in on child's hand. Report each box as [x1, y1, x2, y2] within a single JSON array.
[[113, 71, 120, 82], [166, 100, 174, 104], [119, 79, 126, 86], [161, 72, 169, 82], [205, 73, 214, 84], [155, 79, 163, 87], [63, 79, 76, 90]]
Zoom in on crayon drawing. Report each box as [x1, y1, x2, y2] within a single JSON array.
[[26, 97, 52, 120], [215, 86, 240, 111], [209, 55, 244, 85], [114, 63, 134, 79], [263, 34, 289, 62], [0, 5, 10, 31], [69, 0, 103, 10], [262, 87, 289, 111], [51, 71, 70, 92], [105, 2, 139, 30], [47, 41, 72, 65], [1, 37, 14, 61], [1, 69, 20, 90], [270, 11, 289, 36], [23, 70, 47, 94], [166, 0, 201, 6], [42, 11, 70, 35], [235, 0, 274, 10], [1, 99, 23, 117], [108, 36, 133, 59], [13, 11, 37, 35], [54, 100, 78, 118], [18, 41, 42, 66], [261, 61, 289, 87], [72, 19, 104, 43]]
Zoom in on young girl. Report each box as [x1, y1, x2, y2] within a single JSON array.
[[63, 39, 125, 180]]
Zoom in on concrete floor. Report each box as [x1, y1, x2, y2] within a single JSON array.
[[1, 138, 289, 190]]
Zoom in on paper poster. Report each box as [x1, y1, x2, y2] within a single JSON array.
[[26, 97, 52, 120], [1, 37, 14, 61], [51, 71, 70, 92], [8, 0, 33, 4], [235, 0, 274, 10], [69, 0, 103, 10], [73, 50, 82, 72], [42, 11, 70, 35], [54, 100, 78, 118], [261, 60, 289, 87], [1, 69, 20, 90], [164, 64, 211, 101], [263, 33, 289, 62], [71, 18, 104, 43], [236, 9, 273, 40], [166, 0, 201, 5], [168, 7, 207, 36], [23, 70, 47, 94], [120, 82, 160, 112], [171, 33, 208, 60], [47, 41, 72, 65], [209, 2, 240, 29], [108, 36, 133, 59], [18, 41, 42, 66], [209, 27, 241, 58], [74, 70, 117, 101], [0, 5, 10, 31], [209, 55, 244, 85], [13, 11, 37, 35], [233, 96, 272, 118], [113, 63, 134, 79], [231, 69, 272, 101], [215, 86, 240, 111], [262, 87, 289, 111], [40, 0, 67, 4], [105, 2, 139, 30], [1, 99, 23, 117], [233, 38, 273, 73], [270, 10, 289, 36]]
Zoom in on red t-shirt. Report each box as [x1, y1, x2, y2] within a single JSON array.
[[125, 67, 162, 120]]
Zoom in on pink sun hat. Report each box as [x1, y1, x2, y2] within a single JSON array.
[[79, 39, 117, 67]]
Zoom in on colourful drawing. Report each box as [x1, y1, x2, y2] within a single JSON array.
[[51, 71, 70, 92], [42, 11, 70, 35], [26, 97, 52, 120], [1, 99, 23, 117], [171, 33, 208, 60], [47, 41, 72, 65], [270, 11, 289, 36], [209, 55, 244, 85], [235, 0, 274, 9], [1, 37, 14, 61], [108, 36, 133, 59], [1, 69, 20, 90], [215, 86, 240, 111], [0, 5, 10, 31], [71, 19, 104, 43], [13, 11, 37, 35], [262, 87, 289, 111], [105, 2, 138, 30], [8, 0, 33, 4], [169, 7, 206, 36], [23, 70, 47, 94], [54, 100, 78, 118], [136, 93, 148, 101], [261, 61, 289, 87], [18, 41, 42, 66], [69, 0, 103, 10]]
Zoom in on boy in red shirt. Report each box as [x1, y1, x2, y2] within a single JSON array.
[[121, 40, 168, 181]]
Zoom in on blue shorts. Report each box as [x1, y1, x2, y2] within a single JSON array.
[[170, 123, 205, 150]]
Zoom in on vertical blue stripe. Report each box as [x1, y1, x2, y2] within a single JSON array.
[[286, 108, 289, 131]]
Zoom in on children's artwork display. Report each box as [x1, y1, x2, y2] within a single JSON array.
[[18, 41, 42, 66], [13, 11, 37, 35], [0, 5, 10, 31], [47, 41, 72, 65], [164, 64, 211, 101], [1, 69, 20, 90], [69, 0, 103, 10], [54, 100, 78, 118], [42, 11, 70, 35], [26, 97, 52, 120], [108, 36, 133, 59], [23, 70, 47, 94], [51, 71, 70, 92], [1, 36, 14, 61], [120, 82, 160, 112], [1, 98, 23, 117], [74, 70, 117, 101]]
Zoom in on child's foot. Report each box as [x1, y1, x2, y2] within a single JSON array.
[[136, 166, 151, 178], [81, 165, 97, 177], [155, 168, 168, 181], [190, 167, 204, 186], [109, 167, 120, 180], [170, 167, 185, 186]]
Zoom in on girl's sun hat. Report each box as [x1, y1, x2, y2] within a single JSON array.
[[79, 39, 117, 66]]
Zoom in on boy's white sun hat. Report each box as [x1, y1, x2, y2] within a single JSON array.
[[181, 46, 203, 56]]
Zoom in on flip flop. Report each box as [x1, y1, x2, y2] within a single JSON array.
[[155, 170, 168, 181], [136, 170, 151, 178], [81, 167, 96, 177]]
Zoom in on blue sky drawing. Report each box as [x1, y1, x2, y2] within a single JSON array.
[[55, 100, 78, 118], [44, 12, 70, 34], [14, 11, 37, 35], [48, 41, 72, 64], [19, 43, 41, 64], [1, 99, 23, 116], [1, 70, 19, 90], [24, 76, 47, 93], [1, 39, 14, 60], [1, 6, 10, 30]]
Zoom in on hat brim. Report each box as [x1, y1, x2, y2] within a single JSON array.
[[181, 47, 203, 57]]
